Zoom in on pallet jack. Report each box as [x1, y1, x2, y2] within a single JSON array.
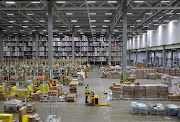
[[86, 91, 111, 106]]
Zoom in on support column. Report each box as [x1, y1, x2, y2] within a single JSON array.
[[108, 33, 112, 66], [48, 0, 53, 70], [129, 50, 131, 61], [154, 51, 156, 63], [72, 32, 75, 64], [136, 49, 138, 64], [0, 29, 3, 66], [171, 50, 173, 67], [163, 46, 166, 67], [122, 0, 127, 80], [146, 49, 149, 66], [35, 31, 39, 60]]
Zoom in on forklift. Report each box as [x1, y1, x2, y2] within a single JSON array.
[[86, 91, 111, 106]]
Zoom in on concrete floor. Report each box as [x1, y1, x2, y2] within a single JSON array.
[[0, 67, 180, 122]]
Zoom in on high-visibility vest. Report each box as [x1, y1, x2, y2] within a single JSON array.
[[40, 76, 44, 81], [52, 80, 56, 86], [84, 85, 89, 93]]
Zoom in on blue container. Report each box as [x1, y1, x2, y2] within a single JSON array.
[[149, 103, 166, 115], [166, 104, 178, 116]]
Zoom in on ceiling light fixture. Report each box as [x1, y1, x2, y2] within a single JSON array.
[[104, 20, 110, 22], [27, 13, 33, 16], [108, 1, 117, 3], [102, 26, 108, 27], [66, 13, 73, 15], [90, 13, 96, 15], [31, 1, 40, 4], [9, 20, 16, 23], [75, 26, 80, 28], [91, 26, 96, 27], [89, 20, 96, 22], [134, 1, 144, 3], [87, 1, 96, 3], [6, 1, 15, 4], [56, 1, 66, 3], [7, 13, 14, 16], [71, 20, 77, 22], [22, 26, 28, 28], [105, 13, 112, 15], [161, 1, 170, 3], [23, 20, 29, 23]]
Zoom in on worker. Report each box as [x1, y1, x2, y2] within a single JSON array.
[[85, 71, 88, 78], [40, 76, 44, 81], [52, 79, 56, 86], [85, 84, 90, 103]]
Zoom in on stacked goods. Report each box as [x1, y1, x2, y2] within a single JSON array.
[[155, 72, 165, 79], [156, 67, 164, 73], [109, 83, 122, 99], [130, 69, 156, 79], [148, 73, 156, 79], [134, 80, 141, 85], [28, 114, 41, 122], [122, 85, 134, 99], [106, 71, 121, 79], [161, 75, 172, 86], [32, 93, 39, 101], [58, 92, 68, 101], [106, 71, 113, 78], [0, 113, 13, 122], [66, 93, 76, 102], [146, 85, 157, 100], [39, 92, 48, 102], [0, 86, 4, 101], [175, 68, 180, 76], [134, 85, 146, 100], [166, 104, 179, 116], [168, 94, 180, 101], [127, 75, 136, 83], [63, 76, 71, 85], [4, 99, 23, 112], [130, 102, 148, 114], [69, 80, 78, 97], [157, 84, 168, 100], [149, 103, 166, 115], [27, 103, 36, 113], [48, 86, 58, 102], [169, 68, 176, 76], [164, 68, 170, 75]]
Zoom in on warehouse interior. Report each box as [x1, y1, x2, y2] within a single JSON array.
[[0, 0, 180, 122]]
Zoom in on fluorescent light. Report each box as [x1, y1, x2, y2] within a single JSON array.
[[78, 29, 82, 32], [66, 13, 73, 15], [66, 30, 70, 32], [22, 35, 26, 36], [130, 26, 135, 27], [172, 20, 178, 22], [161, 24, 167, 26], [9, 20, 16, 23], [59, 33, 63, 34], [102, 29, 106, 31], [136, 20, 142, 22], [105, 13, 112, 15], [153, 20, 159, 22], [32, 30, 37, 31], [31, 1, 40, 3], [176, 13, 180, 14], [7, 13, 14, 16], [39, 20, 45, 22], [8, 26, 13, 28], [166, 13, 173, 15], [102, 26, 108, 27], [108, 1, 117, 3], [6, 1, 15, 4], [55, 20, 61, 22], [13, 33, 17, 34], [20, 30, 24, 32], [90, 13, 96, 15], [113, 29, 118, 32], [127, 13, 133, 15], [91, 26, 96, 27], [101, 33, 105, 34], [143, 26, 149, 28], [145, 12, 152, 15], [87, 1, 96, 3], [23, 20, 29, 23], [116, 26, 121, 27], [71, 20, 77, 22], [163, 20, 169, 22], [134, 1, 144, 3], [43, 30, 47, 32], [35, 26, 39, 28], [80, 32, 84, 34], [54, 35, 58, 36], [75, 26, 80, 28], [27, 13, 33, 16], [61, 26, 66, 27], [89, 20, 96, 22], [154, 24, 159, 25], [56, 1, 65, 3], [22, 26, 28, 28], [3, 30, 7, 31], [161, 1, 170, 3], [104, 20, 110, 22]]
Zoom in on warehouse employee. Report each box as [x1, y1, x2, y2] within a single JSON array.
[[85, 84, 90, 103]]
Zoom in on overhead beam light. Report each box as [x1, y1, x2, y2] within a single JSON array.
[[105, 13, 112, 15], [61, 26, 66, 27], [104, 20, 110, 22], [9, 20, 16, 23], [116, 26, 121, 27], [75, 26, 80, 28], [23, 20, 29, 23], [32, 30, 37, 31], [166, 13, 173, 15], [20, 30, 24, 31], [172, 20, 178, 22], [27, 13, 33, 16], [55, 20, 61, 22], [136, 20, 142, 22], [22, 26, 28, 28], [89, 20, 96, 22], [7, 13, 14, 16], [6, 1, 15, 4], [102, 25, 108, 27], [145, 12, 152, 15], [71, 20, 77, 22], [66, 13, 73, 15], [161, 1, 170, 3], [43, 30, 47, 32], [108, 1, 117, 3], [134, 1, 144, 3], [127, 13, 133, 15], [39, 20, 45, 22], [163, 20, 170, 22], [31, 1, 41, 4], [91, 26, 96, 27], [90, 13, 96, 15], [35, 26, 39, 28], [87, 1, 96, 3], [56, 1, 66, 3], [8, 26, 13, 28], [2, 30, 7, 32]]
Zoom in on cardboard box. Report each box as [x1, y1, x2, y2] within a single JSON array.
[[19, 107, 26, 122]]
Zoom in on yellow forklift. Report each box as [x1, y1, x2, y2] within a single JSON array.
[[86, 91, 111, 106]]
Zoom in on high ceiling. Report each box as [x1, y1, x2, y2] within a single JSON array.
[[0, 0, 180, 38]]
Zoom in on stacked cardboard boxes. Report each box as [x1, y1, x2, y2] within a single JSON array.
[[63, 76, 71, 85], [168, 93, 180, 101], [39, 92, 48, 102], [109, 83, 122, 99], [146, 85, 157, 100], [27, 103, 36, 113], [134, 85, 146, 100], [66, 93, 76, 102], [169, 68, 176, 76], [69, 80, 78, 97], [48, 86, 58, 102], [157, 84, 168, 100], [122, 85, 135, 99]]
